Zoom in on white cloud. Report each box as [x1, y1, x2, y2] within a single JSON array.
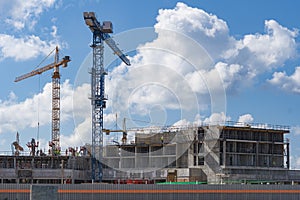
[[155, 2, 233, 60], [238, 114, 254, 124], [222, 20, 298, 92], [214, 62, 249, 92], [100, 2, 299, 132], [7, 91, 18, 102], [153, 3, 298, 94], [0, 83, 51, 134], [268, 67, 300, 94], [106, 3, 233, 123], [0, 77, 120, 150], [172, 119, 191, 127], [107, 54, 211, 123], [108, 2, 299, 114], [0, 80, 87, 133], [0, 0, 65, 61], [61, 117, 91, 149], [193, 114, 203, 126], [0, 34, 58, 61], [242, 20, 298, 67], [156, 2, 228, 38], [3, 0, 56, 30], [173, 112, 230, 127], [203, 112, 229, 125]]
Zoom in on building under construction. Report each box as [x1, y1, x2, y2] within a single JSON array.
[[1, 123, 300, 184]]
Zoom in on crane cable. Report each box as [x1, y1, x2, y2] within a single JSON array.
[[37, 75, 40, 144], [35, 47, 55, 144], [34, 47, 60, 145], [34, 47, 56, 70], [124, 117, 164, 126]]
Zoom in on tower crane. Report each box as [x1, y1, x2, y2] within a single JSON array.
[[15, 46, 70, 155], [83, 12, 130, 182]]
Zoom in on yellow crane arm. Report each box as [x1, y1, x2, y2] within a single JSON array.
[[14, 56, 70, 82]]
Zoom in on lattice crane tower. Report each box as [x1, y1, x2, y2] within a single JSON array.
[[83, 12, 131, 182]]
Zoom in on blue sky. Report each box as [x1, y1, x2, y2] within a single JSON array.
[[1, 0, 300, 168]]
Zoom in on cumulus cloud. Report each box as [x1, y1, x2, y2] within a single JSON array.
[[107, 2, 299, 123], [172, 119, 191, 127], [221, 20, 297, 93], [172, 112, 230, 127], [155, 2, 233, 60], [268, 67, 300, 94], [240, 20, 297, 67], [0, 81, 81, 134], [2, 0, 56, 30], [107, 49, 215, 127], [106, 3, 233, 126], [0, 82, 52, 134], [0, 0, 65, 61], [203, 112, 229, 125], [238, 114, 254, 124], [154, 3, 298, 94], [0, 81, 90, 149], [0, 34, 58, 61], [214, 62, 247, 91], [60, 117, 91, 149], [0, 78, 120, 150]]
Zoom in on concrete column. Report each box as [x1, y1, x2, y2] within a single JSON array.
[[223, 140, 226, 167], [286, 142, 290, 169], [256, 142, 259, 167]]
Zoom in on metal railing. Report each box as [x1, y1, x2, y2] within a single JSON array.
[[224, 121, 290, 131]]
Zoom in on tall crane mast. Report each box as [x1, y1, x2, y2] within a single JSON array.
[[15, 46, 70, 155], [83, 12, 130, 182]]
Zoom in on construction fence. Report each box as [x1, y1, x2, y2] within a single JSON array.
[[1, 183, 300, 200]]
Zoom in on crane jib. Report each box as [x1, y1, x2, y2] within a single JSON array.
[[104, 36, 130, 66], [14, 57, 71, 82]]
